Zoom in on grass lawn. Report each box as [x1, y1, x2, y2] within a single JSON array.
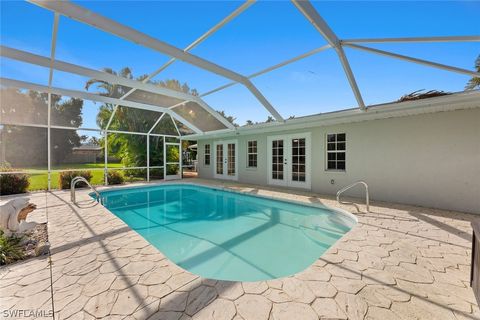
[[13, 163, 125, 191]]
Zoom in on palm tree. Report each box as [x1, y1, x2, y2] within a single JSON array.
[[465, 55, 480, 90], [85, 67, 197, 168]]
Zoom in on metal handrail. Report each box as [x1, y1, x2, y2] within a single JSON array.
[[336, 180, 370, 212], [71, 176, 102, 205]]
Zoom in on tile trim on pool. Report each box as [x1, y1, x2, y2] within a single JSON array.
[[94, 181, 358, 227]]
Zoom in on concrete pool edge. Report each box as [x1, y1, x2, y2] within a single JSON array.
[[92, 182, 358, 281], [94, 180, 358, 227]]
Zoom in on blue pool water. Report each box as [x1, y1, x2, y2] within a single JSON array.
[[96, 184, 356, 281]]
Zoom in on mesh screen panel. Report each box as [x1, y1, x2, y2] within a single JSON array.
[[124, 89, 185, 108], [149, 135, 164, 167], [174, 101, 227, 132], [175, 118, 196, 136], [110, 106, 162, 133], [151, 114, 178, 135], [0, 88, 48, 125], [0, 125, 48, 169]]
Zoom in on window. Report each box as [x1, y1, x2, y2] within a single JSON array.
[[204, 144, 211, 166], [326, 133, 346, 171], [247, 140, 257, 168]]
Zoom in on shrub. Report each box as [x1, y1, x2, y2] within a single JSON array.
[[123, 169, 147, 182], [0, 230, 24, 265], [150, 168, 164, 180], [167, 164, 180, 175], [0, 164, 30, 195], [107, 170, 124, 185], [59, 171, 93, 189]]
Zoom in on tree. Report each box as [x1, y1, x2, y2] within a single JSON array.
[[265, 116, 275, 123], [243, 115, 279, 126], [465, 54, 480, 90], [88, 137, 100, 146], [216, 110, 238, 127], [86, 67, 198, 170]]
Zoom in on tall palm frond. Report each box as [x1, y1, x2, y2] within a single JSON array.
[[465, 55, 480, 90]]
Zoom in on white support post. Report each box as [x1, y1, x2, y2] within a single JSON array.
[[47, 13, 59, 191], [163, 139, 166, 181], [47, 93, 51, 190], [27, 0, 284, 121], [104, 130, 108, 185], [291, 0, 366, 110], [105, 106, 118, 132], [344, 43, 480, 78], [171, 115, 181, 137], [147, 133, 150, 182], [179, 140, 183, 180]]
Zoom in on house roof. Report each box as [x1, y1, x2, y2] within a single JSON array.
[[191, 90, 480, 140], [72, 145, 103, 152]]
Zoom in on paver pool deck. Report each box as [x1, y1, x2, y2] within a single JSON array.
[[1, 178, 479, 320]]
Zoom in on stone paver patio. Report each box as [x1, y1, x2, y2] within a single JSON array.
[[1, 178, 479, 320]]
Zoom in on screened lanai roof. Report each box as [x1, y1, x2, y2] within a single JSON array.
[[1, 0, 479, 137]]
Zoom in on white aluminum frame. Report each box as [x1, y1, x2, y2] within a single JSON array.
[[2, 0, 478, 191], [0, 77, 203, 135], [291, 0, 366, 110], [344, 43, 480, 78], [10, 0, 479, 122], [46, 13, 59, 189], [28, 0, 285, 122], [0, 46, 224, 132], [200, 44, 332, 97]]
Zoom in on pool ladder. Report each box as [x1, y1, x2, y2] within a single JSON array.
[[336, 181, 370, 212], [71, 176, 103, 205]]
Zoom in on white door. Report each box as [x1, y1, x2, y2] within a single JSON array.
[[214, 140, 238, 180], [267, 133, 311, 189], [164, 142, 182, 180]]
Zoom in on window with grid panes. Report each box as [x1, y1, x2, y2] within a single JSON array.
[[247, 140, 257, 168], [326, 133, 346, 171], [204, 144, 211, 165]]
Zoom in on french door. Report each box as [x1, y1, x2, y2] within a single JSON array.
[[214, 140, 238, 180], [267, 133, 311, 189]]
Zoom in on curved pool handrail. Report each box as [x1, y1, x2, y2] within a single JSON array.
[[336, 181, 370, 212], [71, 176, 102, 205]]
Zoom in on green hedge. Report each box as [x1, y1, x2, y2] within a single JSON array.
[[0, 173, 30, 195], [0, 163, 30, 195], [107, 170, 124, 185], [58, 171, 93, 189]]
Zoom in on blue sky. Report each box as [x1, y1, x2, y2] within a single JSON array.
[[1, 0, 479, 130]]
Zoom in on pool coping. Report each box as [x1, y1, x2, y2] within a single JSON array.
[[93, 181, 358, 226]]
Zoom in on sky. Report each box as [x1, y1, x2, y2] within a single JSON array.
[[1, 0, 479, 131]]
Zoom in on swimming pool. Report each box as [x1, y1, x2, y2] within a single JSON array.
[[96, 184, 356, 281]]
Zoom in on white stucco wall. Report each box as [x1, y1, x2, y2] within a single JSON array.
[[197, 108, 480, 214]]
